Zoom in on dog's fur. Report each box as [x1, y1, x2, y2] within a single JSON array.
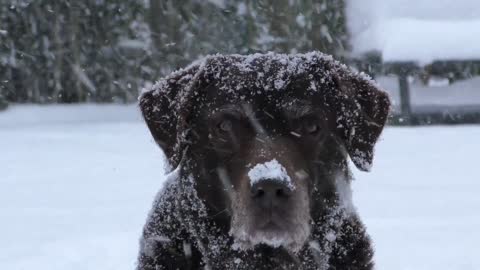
[[137, 52, 390, 270]]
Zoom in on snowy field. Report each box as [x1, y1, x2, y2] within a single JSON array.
[[1, 105, 479, 270]]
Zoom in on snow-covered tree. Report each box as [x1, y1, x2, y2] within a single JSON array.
[[0, 0, 151, 103], [148, 0, 349, 74], [1, 0, 349, 104]]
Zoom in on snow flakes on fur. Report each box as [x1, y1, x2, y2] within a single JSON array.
[[138, 161, 370, 269], [137, 52, 388, 269], [140, 51, 390, 172]]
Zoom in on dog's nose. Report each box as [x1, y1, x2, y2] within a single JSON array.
[[251, 179, 291, 207]]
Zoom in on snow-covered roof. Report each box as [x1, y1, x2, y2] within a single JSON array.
[[347, 0, 480, 64], [352, 18, 480, 64]]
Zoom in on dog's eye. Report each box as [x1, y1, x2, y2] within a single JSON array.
[[218, 119, 233, 132], [298, 117, 320, 135], [305, 121, 319, 134]]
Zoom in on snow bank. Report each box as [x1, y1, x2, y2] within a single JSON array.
[[247, 159, 294, 190], [0, 104, 141, 128], [347, 0, 480, 64], [353, 18, 480, 64], [348, 0, 480, 24]]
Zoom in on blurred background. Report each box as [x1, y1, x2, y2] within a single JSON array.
[[1, 1, 479, 270], [1, 0, 480, 124]]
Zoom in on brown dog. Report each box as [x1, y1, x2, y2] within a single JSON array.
[[137, 52, 390, 270]]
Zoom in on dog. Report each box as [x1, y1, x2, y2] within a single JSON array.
[[137, 52, 390, 270]]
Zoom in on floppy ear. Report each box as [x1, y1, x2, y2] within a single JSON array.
[[139, 85, 178, 160], [330, 67, 390, 172], [139, 67, 199, 161]]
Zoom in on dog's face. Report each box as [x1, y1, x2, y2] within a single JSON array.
[[140, 53, 390, 253], [189, 87, 346, 252]]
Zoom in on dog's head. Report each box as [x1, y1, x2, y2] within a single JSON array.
[[140, 52, 390, 253]]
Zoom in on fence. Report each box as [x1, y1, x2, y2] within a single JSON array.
[[354, 57, 480, 125]]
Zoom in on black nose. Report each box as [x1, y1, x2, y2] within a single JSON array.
[[251, 179, 291, 208]]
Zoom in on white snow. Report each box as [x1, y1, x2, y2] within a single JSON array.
[[231, 225, 309, 253], [247, 159, 294, 190], [0, 104, 141, 128], [1, 105, 480, 269], [232, 231, 287, 250], [352, 126, 480, 269], [0, 105, 165, 270], [353, 19, 480, 64], [347, 0, 480, 64]]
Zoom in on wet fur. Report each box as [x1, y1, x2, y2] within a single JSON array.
[[136, 52, 390, 270]]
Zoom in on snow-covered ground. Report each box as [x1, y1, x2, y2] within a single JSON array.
[[0, 105, 165, 270], [354, 126, 480, 270], [1, 105, 479, 270]]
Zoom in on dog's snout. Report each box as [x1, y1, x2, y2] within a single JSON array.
[[251, 179, 291, 207]]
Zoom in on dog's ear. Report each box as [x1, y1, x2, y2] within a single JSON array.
[[328, 67, 390, 172], [139, 67, 199, 161], [139, 85, 179, 160]]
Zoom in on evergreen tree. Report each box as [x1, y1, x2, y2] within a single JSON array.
[[0, 0, 150, 103], [1, 0, 350, 104], [148, 0, 349, 74]]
